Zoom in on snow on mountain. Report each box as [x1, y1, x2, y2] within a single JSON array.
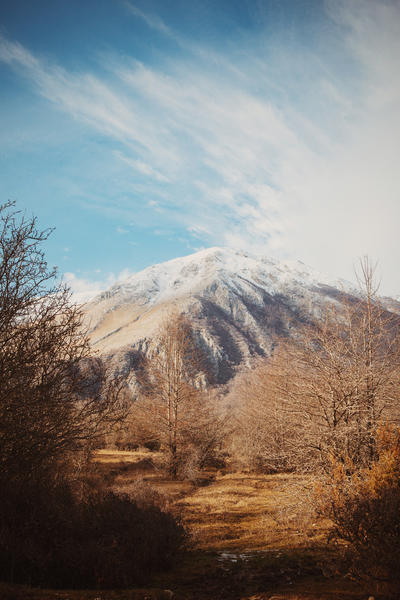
[[91, 247, 354, 306], [82, 247, 363, 383]]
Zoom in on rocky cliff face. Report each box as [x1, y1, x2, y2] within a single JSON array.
[[83, 247, 399, 384]]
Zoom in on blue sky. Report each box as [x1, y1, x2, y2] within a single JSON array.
[[1, 0, 399, 299]]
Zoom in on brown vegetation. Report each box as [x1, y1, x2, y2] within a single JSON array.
[[316, 425, 400, 596], [227, 358, 298, 473], [126, 314, 229, 479], [224, 258, 400, 595], [230, 258, 400, 475], [0, 203, 184, 590], [88, 449, 367, 600]]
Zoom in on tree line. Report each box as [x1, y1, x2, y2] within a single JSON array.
[[228, 257, 400, 594]]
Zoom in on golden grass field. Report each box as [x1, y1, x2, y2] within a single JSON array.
[[95, 449, 333, 550], [1, 449, 374, 600]]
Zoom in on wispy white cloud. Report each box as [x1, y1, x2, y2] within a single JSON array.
[[0, 36, 180, 173], [63, 272, 112, 304], [124, 2, 172, 36], [114, 150, 170, 182], [1, 0, 400, 294]]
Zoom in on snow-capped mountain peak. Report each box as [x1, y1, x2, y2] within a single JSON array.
[[92, 246, 348, 310], [83, 247, 366, 383]]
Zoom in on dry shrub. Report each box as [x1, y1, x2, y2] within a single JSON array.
[[272, 478, 317, 537], [116, 477, 169, 510], [316, 425, 400, 596], [0, 477, 185, 589], [176, 447, 202, 482]]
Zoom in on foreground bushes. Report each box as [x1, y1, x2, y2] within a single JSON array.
[[317, 426, 400, 596], [0, 478, 185, 589]]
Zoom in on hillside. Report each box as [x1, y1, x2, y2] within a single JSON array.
[[83, 247, 399, 383]]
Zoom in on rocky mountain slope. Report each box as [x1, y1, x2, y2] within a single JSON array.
[[83, 247, 399, 383]]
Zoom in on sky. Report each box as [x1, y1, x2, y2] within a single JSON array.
[[0, 0, 399, 301]]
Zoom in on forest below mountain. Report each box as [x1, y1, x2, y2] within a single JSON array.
[[1, 203, 400, 600]]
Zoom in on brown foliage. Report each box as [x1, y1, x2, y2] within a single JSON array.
[[229, 258, 400, 478], [316, 425, 400, 595], [228, 358, 299, 472], [132, 314, 228, 478]]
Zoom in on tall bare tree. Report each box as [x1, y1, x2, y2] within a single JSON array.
[[0, 201, 127, 485], [269, 257, 400, 470], [228, 258, 400, 473], [135, 313, 226, 478]]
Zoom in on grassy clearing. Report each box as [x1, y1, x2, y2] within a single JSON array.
[[95, 448, 199, 500], [175, 472, 331, 551], [95, 451, 331, 552], [2, 450, 374, 599], [92, 450, 369, 599]]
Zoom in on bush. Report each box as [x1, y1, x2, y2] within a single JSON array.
[[0, 478, 185, 589], [116, 477, 169, 511], [316, 426, 400, 596]]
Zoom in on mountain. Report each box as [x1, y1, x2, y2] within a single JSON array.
[[83, 247, 399, 383]]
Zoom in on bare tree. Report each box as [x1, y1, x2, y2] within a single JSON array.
[[227, 258, 400, 474], [228, 358, 298, 472], [269, 257, 400, 471], [0, 202, 127, 485], [135, 313, 226, 478], [179, 387, 230, 474]]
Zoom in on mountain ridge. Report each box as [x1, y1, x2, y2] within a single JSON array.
[[83, 247, 399, 383]]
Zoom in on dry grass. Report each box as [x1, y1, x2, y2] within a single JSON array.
[[95, 448, 163, 464], [95, 450, 330, 552], [95, 449, 198, 501], [89, 450, 370, 599], [2, 450, 373, 600], [175, 472, 331, 551]]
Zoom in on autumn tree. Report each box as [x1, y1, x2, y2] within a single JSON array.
[[269, 257, 400, 471], [0, 201, 127, 485], [228, 358, 298, 472], [315, 425, 400, 595], [134, 313, 227, 478]]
